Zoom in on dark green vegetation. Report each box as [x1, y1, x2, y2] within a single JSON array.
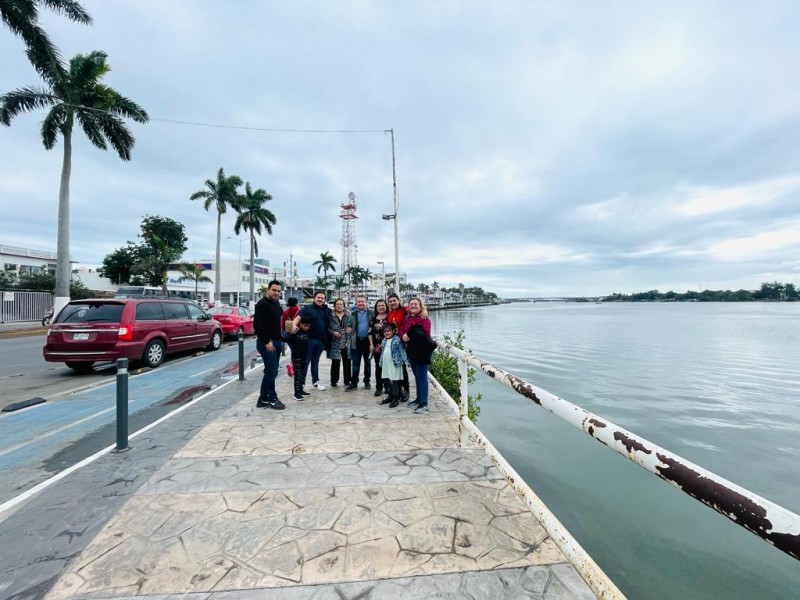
[[606, 281, 798, 302], [429, 330, 482, 422]]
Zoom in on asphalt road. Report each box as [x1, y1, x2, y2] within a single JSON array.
[[0, 335, 262, 507], [0, 333, 252, 411]]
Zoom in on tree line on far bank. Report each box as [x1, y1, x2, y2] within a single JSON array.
[[605, 281, 798, 302]]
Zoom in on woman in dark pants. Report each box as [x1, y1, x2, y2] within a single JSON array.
[[370, 299, 390, 396], [329, 298, 352, 387]]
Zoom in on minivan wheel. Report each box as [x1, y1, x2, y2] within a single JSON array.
[[65, 361, 94, 372], [208, 329, 222, 351], [143, 339, 166, 368]]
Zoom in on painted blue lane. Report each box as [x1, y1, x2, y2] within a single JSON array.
[[0, 339, 264, 503]]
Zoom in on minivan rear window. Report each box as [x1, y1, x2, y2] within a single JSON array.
[[57, 303, 125, 323]]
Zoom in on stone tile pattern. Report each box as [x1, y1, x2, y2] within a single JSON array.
[[45, 357, 597, 599]]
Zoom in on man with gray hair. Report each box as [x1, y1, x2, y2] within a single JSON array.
[[346, 294, 373, 391]]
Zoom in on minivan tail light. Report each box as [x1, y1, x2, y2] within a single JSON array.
[[118, 323, 134, 341]]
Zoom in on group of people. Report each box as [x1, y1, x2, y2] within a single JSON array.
[[252, 281, 435, 415]]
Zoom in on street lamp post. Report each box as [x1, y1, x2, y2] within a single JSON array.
[[377, 261, 385, 298], [227, 236, 244, 306], [381, 128, 400, 295]]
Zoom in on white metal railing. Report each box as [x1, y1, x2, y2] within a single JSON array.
[[0, 290, 52, 323], [435, 340, 800, 568]]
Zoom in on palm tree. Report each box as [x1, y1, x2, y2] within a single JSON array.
[[313, 275, 327, 293], [233, 182, 276, 306], [332, 276, 347, 295], [1, 1, 91, 82], [190, 168, 243, 304], [312, 251, 336, 299], [360, 267, 372, 294], [177, 263, 213, 301], [0, 50, 148, 316]]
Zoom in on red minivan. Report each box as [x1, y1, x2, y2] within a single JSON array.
[[43, 298, 223, 371]]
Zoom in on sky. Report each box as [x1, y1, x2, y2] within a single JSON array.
[[2, 1, 800, 298]]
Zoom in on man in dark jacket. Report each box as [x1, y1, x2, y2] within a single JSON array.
[[347, 294, 374, 391], [253, 280, 285, 409], [292, 291, 332, 390]]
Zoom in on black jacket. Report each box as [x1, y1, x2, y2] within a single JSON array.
[[406, 324, 436, 364], [253, 297, 283, 342]]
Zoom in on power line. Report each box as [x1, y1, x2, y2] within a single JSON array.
[[2, 94, 389, 134]]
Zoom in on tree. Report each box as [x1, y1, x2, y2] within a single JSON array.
[[190, 167, 243, 303], [132, 215, 188, 293], [1, 1, 91, 82], [233, 182, 276, 306], [313, 275, 327, 292], [312, 251, 336, 299], [332, 276, 346, 295], [0, 50, 148, 316], [98, 245, 141, 286], [360, 267, 372, 293], [177, 263, 212, 299]]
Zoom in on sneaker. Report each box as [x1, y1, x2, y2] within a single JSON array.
[[268, 399, 287, 410], [330, 382, 338, 388], [300, 390, 311, 396], [345, 384, 357, 391], [413, 405, 429, 414], [407, 400, 420, 409], [364, 383, 371, 390], [373, 389, 382, 397], [293, 393, 305, 401], [312, 382, 326, 391]]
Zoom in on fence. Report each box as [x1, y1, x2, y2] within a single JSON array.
[[432, 339, 800, 596], [0, 290, 52, 323]]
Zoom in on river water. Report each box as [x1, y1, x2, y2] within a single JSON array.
[[430, 302, 800, 600]]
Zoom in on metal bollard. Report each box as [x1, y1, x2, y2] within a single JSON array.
[[114, 358, 130, 452], [238, 330, 245, 381]]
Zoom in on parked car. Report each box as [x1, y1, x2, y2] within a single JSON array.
[[43, 298, 223, 371], [207, 305, 255, 338]]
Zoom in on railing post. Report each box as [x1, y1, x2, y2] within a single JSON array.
[[458, 354, 469, 447], [114, 358, 130, 452], [238, 330, 245, 381]]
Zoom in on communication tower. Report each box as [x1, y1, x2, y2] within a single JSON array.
[[340, 191, 358, 290]]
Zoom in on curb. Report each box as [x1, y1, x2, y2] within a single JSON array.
[[0, 328, 46, 339]]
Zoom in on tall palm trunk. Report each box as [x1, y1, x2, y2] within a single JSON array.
[[248, 230, 255, 308], [54, 124, 72, 317], [214, 211, 222, 303]]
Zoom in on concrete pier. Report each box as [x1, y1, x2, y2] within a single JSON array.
[[8, 356, 598, 599]]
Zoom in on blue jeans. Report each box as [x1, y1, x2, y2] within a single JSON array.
[[305, 339, 324, 384], [350, 337, 371, 385], [409, 359, 429, 406], [257, 339, 283, 402]]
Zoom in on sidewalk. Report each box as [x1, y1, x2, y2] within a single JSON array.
[[0, 356, 597, 600], [0, 320, 46, 337]]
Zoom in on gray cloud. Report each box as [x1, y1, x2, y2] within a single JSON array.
[[2, 1, 800, 296]]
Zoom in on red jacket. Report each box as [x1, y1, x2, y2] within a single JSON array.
[[281, 306, 300, 332], [399, 313, 431, 338], [387, 306, 407, 329]]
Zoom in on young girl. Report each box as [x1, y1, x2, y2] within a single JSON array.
[[379, 322, 408, 408], [370, 299, 389, 397], [328, 298, 352, 387]]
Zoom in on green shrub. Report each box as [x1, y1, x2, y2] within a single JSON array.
[[429, 329, 482, 422]]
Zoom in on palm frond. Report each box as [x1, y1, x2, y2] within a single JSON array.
[[77, 112, 107, 150], [0, 86, 58, 125], [40, 103, 67, 148], [39, 0, 93, 24], [94, 112, 134, 160]]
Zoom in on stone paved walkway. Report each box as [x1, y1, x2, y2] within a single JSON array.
[[43, 358, 597, 599]]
